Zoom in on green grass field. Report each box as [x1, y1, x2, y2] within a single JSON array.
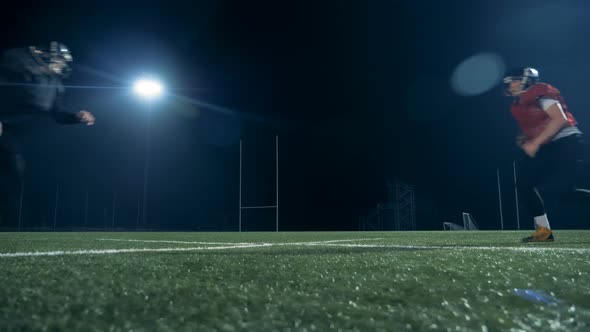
[[1, 231, 589, 331]]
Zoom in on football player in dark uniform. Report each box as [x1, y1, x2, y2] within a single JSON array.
[[504, 67, 585, 242], [0, 41, 94, 224]]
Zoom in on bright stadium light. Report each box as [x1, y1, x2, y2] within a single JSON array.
[[133, 78, 163, 99], [132, 77, 164, 227]]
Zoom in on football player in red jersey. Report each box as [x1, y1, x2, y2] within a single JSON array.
[[504, 67, 586, 242]]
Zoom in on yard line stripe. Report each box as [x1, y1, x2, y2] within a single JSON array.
[[284, 238, 385, 245], [97, 238, 384, 246], [1, 238, 387, 258], [4, 240, 587, 258], [97, 239, 260, 245], [0, 244, 271, 258], [314, 243, 590, 253]]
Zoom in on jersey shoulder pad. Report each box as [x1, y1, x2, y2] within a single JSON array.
[[534, 83, 560, 96], [523, 83, 560, 103]]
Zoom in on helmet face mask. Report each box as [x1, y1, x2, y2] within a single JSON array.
[[503, 67, 539, 96], [29, 41, 73, 77], [48, 41, 73, 76]]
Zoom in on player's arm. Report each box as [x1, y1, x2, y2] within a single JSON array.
[[530, 102, 570, 146], [50, 93, 95, 125], [50, 110, 95, 125], [50, 110, 80, 124]]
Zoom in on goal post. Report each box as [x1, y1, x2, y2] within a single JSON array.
[[239, 136, 279, 232]]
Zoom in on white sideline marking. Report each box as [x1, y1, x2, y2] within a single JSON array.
[[2, 238, 589, 258], [98, 238, 261, 245], [0, 238, 385, 258], [317, 243, 590, 253], [284, 238, 385, 245], [97, 238, 384, 246], [0, 244, 271, 258]]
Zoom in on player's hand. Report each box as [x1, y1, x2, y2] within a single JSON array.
[[76, 111, 95, 126], [521, 141, 540, 158]]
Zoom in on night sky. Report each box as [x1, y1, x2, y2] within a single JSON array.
[[2, 1, 590, 231]]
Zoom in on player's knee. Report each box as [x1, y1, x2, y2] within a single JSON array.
[[515, 178, 534, 193]]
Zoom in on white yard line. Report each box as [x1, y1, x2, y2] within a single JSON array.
[[284, 238, 385, 245], [2, 238, 589, 258], [0, 238, 385, 258], [97, 238, 261, 245], [0, 244, 271, 258], [316, 243, 590, 253], [96, 238, 384, 246]]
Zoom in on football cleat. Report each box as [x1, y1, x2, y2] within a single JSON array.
[[522, 226, 554, 243]]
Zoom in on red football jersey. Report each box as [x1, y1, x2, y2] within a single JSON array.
[[510, 83, 577, 142]]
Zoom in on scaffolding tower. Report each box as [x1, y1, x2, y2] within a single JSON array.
[[392, 181, 416, 231], [359, 180, 416, 231]]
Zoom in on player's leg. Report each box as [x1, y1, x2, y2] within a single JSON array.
[[552, 134, 589, 225], [516, 147, 554, 242], [519, 134, 585, 241], [567, 134, 590, 195], [0, 131, 24, 227]]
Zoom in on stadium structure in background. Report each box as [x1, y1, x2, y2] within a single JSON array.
[[359, 180, 416, 231]]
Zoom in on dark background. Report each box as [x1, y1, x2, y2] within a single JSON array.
[[1, 0, 590, 231]]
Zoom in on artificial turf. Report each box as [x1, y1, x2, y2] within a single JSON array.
[[0, 231, 589, 331]]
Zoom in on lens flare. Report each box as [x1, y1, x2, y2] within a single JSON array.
[[451, 53, 505, 96]]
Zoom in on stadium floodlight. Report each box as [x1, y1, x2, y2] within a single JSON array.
[[133, 77, 164, 227], [133, 78, 163, 99]]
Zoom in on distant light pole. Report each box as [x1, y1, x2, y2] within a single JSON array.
[[18, 180, 24, 231], [53, 184, 59, 231], [133, 78, 164, 227]]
